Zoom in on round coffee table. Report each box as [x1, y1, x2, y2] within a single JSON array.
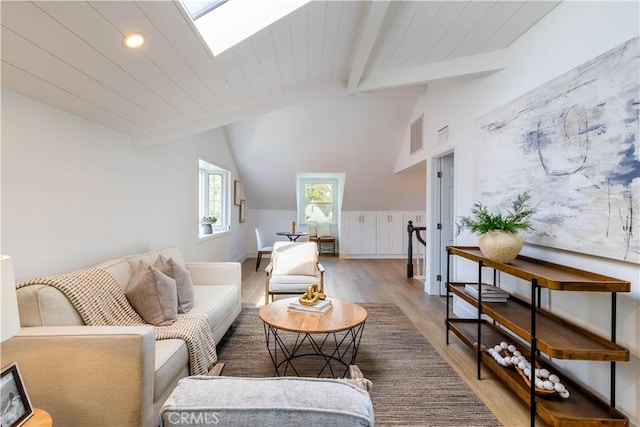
[[259, 297, 367, 378]]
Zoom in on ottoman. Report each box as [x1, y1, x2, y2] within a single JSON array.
[[159, 376, 374, 426]]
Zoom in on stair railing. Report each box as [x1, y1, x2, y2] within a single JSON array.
[[407, 220, 426, 278]]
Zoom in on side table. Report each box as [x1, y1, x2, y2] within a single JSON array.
[[24, 408, 53, 427]]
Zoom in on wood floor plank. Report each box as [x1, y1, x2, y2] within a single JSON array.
[[243, 256, 547, 426]]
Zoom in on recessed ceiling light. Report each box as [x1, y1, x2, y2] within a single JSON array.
[[123, 32, 144, 49]]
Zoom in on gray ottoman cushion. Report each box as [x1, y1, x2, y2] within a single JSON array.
[[160, 376, 374, 426]]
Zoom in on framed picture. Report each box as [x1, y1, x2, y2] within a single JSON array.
[[233, 180, 243, 206], [1, 362, 33, 427], [239, 199, 246, 223]]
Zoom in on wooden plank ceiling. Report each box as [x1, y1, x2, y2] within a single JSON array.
[[1, 1, 558, 144]]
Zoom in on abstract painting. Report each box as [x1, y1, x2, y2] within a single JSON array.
[[475, 37, 639, 264]]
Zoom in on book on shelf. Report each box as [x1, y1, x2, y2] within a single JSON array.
[[464, 284, 509, 302], [288, 298, 333, 314]]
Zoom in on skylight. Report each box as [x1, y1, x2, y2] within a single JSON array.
[[181, 0, 310, 56], [182, 0, 229, 20]]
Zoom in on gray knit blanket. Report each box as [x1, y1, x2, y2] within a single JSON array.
[[18, 267, 217, 375]]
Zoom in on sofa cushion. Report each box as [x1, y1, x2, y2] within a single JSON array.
[[17, 285, 84, 326], [155, 256, 194, 314], [94, 257, 132, 291], [160, 376, 374, 427], [126, 262, 178, 326], [190, 285, 238, 344], [154, 339, 189, 402], [268, 275, 320, 292]]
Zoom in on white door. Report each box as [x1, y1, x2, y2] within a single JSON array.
[[437, 153, 455, 295]]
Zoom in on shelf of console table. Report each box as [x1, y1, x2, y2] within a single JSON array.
[[447, 247, 630, 292], [448, 283, 630, 361], [449, 319, 629, 426]]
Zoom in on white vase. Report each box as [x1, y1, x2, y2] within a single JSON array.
[[478, 231, 523, 263]]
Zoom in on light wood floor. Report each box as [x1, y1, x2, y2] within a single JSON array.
[[242, 255, 547, 426]]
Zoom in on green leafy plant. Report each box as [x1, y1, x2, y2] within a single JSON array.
[[201, 216, 217, 223], [456, 191, 536, 235]]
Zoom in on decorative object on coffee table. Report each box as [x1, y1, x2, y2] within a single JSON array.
[[298, 284, 326, 306], [456, 191, 536, 263]]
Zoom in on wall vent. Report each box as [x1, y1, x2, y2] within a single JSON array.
[[410, 115, 423, 154]]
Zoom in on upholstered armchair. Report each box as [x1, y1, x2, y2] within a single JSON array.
[[264, 241, 325, 305]]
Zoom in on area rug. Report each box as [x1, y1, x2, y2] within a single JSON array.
[[215, 304, 499, 426]]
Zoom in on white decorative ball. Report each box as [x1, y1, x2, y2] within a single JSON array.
[[549, 374, 560, 383], [539, 369, 550, 378], [554, 383, 566, 392], [559, 389, 570, 399], [513, 351, 522, 357], [500, 342, 508, 349], [535, 379, 544, 388], [518, 362, 527, 370], [524, 368, 531, 377], [543, 381, 554, 390], [494, 345, 502, 353], [508, 345, 516, 352], [511, 356, 520, 365]]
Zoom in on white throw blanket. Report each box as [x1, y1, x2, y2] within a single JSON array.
[[18, 267, 217, 375]]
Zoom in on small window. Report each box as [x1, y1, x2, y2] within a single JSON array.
[[297, 176, 340, 225], [199, 159, 230, 238]]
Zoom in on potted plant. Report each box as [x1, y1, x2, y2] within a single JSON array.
[[456, 191, 536, 263], [200, 216, 217, 235]]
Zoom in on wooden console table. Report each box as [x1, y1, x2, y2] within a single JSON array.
[[445, 246, 630, 426]]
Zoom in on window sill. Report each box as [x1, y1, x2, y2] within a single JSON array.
[[198, 230, 230, 241]]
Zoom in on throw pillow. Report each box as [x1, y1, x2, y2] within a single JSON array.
[[272, 251, 317, 276], [155, 255, 195, 314], [126, 261, 178, 326], [316, 222, 331, 237]]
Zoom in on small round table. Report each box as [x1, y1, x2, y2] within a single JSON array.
[[259, 298, 367, 378], [24, 408, 53, 427], [275, 231, 309, 241]]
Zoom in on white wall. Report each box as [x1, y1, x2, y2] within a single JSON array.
[[226, 93, 426, 211], [1, 89, 249, 281], [413, 1, 639, 423]]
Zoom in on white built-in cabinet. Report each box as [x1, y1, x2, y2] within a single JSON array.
[[376, 212, 404, 255], [341, 211, 426, 257], [343, 212, 377, 255]]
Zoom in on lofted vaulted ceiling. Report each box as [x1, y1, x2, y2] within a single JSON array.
[[1, 1, 559, 146]]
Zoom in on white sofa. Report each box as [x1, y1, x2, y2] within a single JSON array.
[[0, 247, 241, 427]]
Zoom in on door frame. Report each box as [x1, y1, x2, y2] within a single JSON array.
[[427, 150, 455, 295]]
